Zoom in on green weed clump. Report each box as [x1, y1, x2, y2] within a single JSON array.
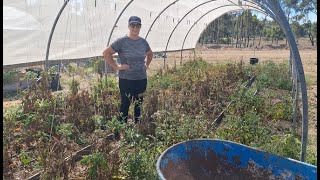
[[259, 133, 301, 160], [306, 150, 317, 166], [254, 61, 292, 90], [91, 75, 119, 119], [216, 111, 272, 145], [120, 142, 158, 179], [80, 152, 109, 180], [3, 69, 20, 85], [268, 101, 293, 122]]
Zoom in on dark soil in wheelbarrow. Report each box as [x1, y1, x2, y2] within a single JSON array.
[[161, 149, 301, 180]]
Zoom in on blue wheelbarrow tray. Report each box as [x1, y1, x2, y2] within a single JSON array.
[[156, 139, 317, 180]]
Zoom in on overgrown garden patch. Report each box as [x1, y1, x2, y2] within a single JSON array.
[[3, 58, 316, 179]]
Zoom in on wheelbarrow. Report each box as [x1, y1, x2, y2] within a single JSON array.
[[156, 139, 317, 180]]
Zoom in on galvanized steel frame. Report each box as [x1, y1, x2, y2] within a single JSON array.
[[44, 0, 308, 162]]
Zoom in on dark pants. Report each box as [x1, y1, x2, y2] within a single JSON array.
[[118, 78, 147, 123]]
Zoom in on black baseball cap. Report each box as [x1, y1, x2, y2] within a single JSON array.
[[128, 16, 141, 25]]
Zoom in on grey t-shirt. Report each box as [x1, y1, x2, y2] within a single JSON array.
[[111, 35, 151, 80]]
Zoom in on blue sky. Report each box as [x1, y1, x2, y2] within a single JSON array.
[[307, 12, 317, 22], [254, 11, 317, 23]]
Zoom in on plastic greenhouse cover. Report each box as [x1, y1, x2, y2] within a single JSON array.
[[3, 0, 265, 66]]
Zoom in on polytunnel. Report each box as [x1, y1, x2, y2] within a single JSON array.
[[3, 0, 309, 162]]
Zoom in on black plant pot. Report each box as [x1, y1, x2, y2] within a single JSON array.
[[250, 57, 259, 65]]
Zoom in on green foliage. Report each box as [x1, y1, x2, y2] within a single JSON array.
[[154, 112, 212, 146], [291, 21, 307, 39], [91, 76, 118, 101], [66, 63, 78, 75], [69, 78, 80, 95], [228, 88, 265, 116], [92, 75, 118, 92], [107, 117, 125, 135], [3, 106, 25, 153], [48, 65, 59, 74], [91, 76, 119, 119], [3, 69, 20, 85], [34, 99, 51, 112], [93, 58, 105, 75], [149, 59, 211, 89], [57, 123, 75, 140], [306, 150, 317, 166], [21, 112, 36, 128], [120, 149, 157, 179], [267, 101, 293, 121], [255, 61, 292, 90], [175, 115, 210, 140], [219, 37, 231, 44], [216, 111, 272, 145], [263, 20, 286, 43], [259, 133, 301, 160], [92, 115, 107, 129], [119, 127, 160, 179], [22, 71, 38, 81], [148, 71, 174, 89], [80, 152, 108, 180], [3, 105, 25, 123], [19, 151, 32, 167]]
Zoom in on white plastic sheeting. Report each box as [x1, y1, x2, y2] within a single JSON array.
[[3, 0, 265, 66]]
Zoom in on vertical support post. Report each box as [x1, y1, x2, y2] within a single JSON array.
[[290, 51, 295, 97], [163, 52, 166, 68], [193, 49, 196, 61], [180, 49, 183, 64], [293, 71, 299, 132], [163, 0, 216, 68], [264, 0, 309, 162], [105, 0, 134, 75], [291, 50, 298, 133], [45, 0, 70, 71], [145, 0, 179, 40]]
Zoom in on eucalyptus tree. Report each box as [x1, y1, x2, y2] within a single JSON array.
[[257, 17, 267, 47], [298, 0, 317, 15], [280, 0, 317, 45], [297, 0, 317, 46], [263, 20, 285, 46], [303, 20, 317, 46]]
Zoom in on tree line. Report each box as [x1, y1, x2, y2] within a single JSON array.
[[199, 0, 317, 47]]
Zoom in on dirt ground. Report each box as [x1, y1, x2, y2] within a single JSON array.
[[3, 40, 317, 161]]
